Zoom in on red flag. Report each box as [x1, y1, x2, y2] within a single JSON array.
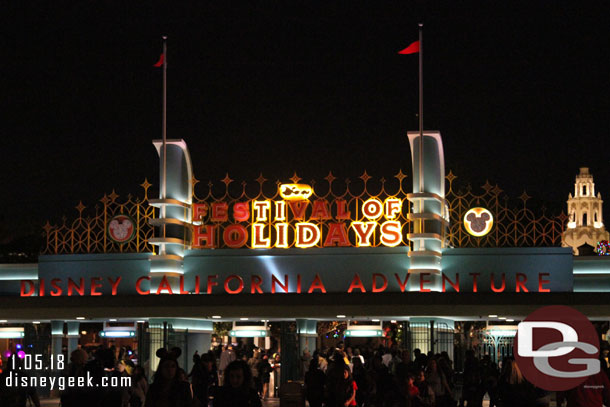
[[398, 41, 419, 54], [153, 53, 165, 67]]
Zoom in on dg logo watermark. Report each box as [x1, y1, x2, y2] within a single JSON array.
[[514, 305, 600, 391]]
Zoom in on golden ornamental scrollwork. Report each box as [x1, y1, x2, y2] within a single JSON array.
[[42, 171, 567, 254], [42, 180, 157, 255]]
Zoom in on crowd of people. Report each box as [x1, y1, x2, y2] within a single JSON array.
[[302, 343, 610, 407], [0, 341, 609, 406]]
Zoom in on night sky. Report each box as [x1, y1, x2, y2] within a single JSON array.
[[3, 1, 610, 239]]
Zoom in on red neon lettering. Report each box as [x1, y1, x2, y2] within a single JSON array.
[[68, 278, 85, 296], [335, 199, 351, 220], [297, 274, 302, 294], [538, 273, 551, 292], [156, 276, 173, 295], [310, 199, 331, 220], [347, 273, 366, 293], [179, 276, 189, 294], [516, 273, 528, 292], [308, 274, 326, 293], [224, 275, 244, 294], [442, 274, 460, 292], [395, 273, 410, 292], [90, 277, 103, 296], [20, 280, 35, 297], [296, 223, 320, 247], [211, 202, 229, 222], [136, 276, 150, 295], [362, 199, 383, 220], [193, 225, 216, 248], [385, 199, 401, 218], [271, 275, 289, 294], [50, 278, 63, 297], [288, 201, 308, 220], [323, 223, 350, 247], [195, 276, 201, 294], [251, 275, 263, 294], [372, 273, 388, 293], [233, 202, 250, 222], [469, 273, 480, 293], [223, 224, 248, 248], [380, 221, 402, 246], [490, 273, 506, 293], [419, 273, 431, 292], [108, 277, 121, 296], [352, 222, 376, 246], [39, 278, 45, 297], [192, 203, 209, 221], [207, 275, 218, 294]]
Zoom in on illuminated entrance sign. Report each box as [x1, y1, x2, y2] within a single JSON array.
[[192, 184, 406, 249], [20, 271, 555, 296]]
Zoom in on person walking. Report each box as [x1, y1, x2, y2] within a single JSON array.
[[218, 345, 235, 386], [145, 348, 193, 407], [258, 354, 273, 400], [497, 358, 536, 407], [212, 360, 262, 407], [425, 359, 453, 407], [326, 364, 356, 407], [128, 366, 148, 407], [248, 350, 262, 396], [305, 358, 327, 407]]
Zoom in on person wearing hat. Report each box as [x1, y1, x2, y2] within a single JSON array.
[[145, 348, 193, 407]]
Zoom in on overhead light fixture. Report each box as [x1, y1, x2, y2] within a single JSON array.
[[488, 315, 498, 318], [137, 320, 146, 323], [337, 315, 346, 318], [0, 328, 25, 339], [229, 330, 268, 337], [100, 330, 136, 338], [109, 319, 117, 322], [0, 320, 7, 323], [498, 317, 506, 320], [390, 320, 397, 323], [372, 319, 380, 322], [506, 319, 514, 322], [240, 317, 249, 321], [76, 317, 85, 320], [345, 330, 384, 338], [32, 321, 40, 324], [212, 316, 221, 319], [81, 331, 87, 335]]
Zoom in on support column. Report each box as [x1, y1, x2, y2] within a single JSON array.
[[407, 131, 448, 291], [297, 319, 318, 379], [279, 321, 299, 387], [50, 321, 64, 360], [66, 322, 80, 356]]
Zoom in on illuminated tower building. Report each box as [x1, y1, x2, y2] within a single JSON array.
[[562, 167, 609, 255]]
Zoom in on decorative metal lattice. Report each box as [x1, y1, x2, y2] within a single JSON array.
[[445, 171, 568, 247], [42, 180, 156, 254], [42, 171, 568, 254]]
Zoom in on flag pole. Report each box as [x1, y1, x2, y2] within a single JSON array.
[[161, 35, 167, 200], [161, 35, 168, 248], [418, 23, 424, 194]]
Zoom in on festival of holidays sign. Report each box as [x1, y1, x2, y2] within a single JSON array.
[[192, 184, 409, 249]]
